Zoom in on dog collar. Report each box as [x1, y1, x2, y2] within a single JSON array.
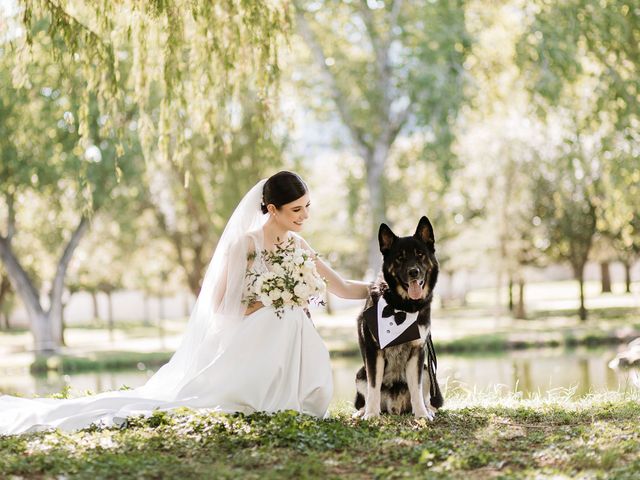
[[376, 297, 419, 348]]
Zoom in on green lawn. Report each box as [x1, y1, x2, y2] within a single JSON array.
[[2, 393, 639, 479]]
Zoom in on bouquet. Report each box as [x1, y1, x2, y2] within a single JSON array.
[[244, 237, 326, 318]]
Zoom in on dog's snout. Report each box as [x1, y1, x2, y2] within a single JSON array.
[[408, 266, 420, 279]]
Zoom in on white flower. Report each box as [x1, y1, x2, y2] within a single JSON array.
[[294, 283, 310, 299], [294, 255, 304, 265], [303, 260, 315, 271], [269, 289, 282, 300], [261, 295, 273, 306], [281, 291, 293, 303], [271, 263, 285, 276]]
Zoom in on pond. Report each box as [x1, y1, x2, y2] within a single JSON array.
[[1, 347, 638, 408]]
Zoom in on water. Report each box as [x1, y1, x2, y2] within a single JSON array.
[[1, 347, 638, 406]]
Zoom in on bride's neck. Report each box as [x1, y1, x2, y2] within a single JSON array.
[[262, 218, 290, 247]]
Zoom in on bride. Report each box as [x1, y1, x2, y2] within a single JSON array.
[[0, 171, 369, 435]]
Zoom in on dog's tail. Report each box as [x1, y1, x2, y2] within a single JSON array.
[[427, 333, 444, 409]]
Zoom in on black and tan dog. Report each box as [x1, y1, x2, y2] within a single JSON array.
[[354, 216, 443, 420]]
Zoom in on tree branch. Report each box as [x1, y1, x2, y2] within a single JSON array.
[[294, 6, 372, 157], [389, 102, 411, 145], [3, 192, 16, 243], [49, 215, 90, 314], [42, 0, 110, 52], [0, 236, 43, 318]]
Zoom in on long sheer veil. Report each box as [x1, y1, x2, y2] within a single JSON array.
[[137, 179, 268, 400]]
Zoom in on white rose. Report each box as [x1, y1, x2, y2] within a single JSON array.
[[294, 283, 310, 299], [294, 255, 304, 265], [282, 260, 294, 270], [303, 271, 318, 285], [271, 263, 285, 276], [303, 260, 315, 271], [261, 295, 273, 306], [269, 289, 281, 300], [281, 291, 293, 303]]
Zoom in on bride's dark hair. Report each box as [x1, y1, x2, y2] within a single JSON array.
[[261, 171, 308, 214]]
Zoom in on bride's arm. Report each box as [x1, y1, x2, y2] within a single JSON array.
[[298, 237, 370, 300]]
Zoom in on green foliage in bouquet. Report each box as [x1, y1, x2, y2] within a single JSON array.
[[244, 238, 325, 318]]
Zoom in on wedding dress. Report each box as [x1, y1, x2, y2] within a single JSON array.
[[0, 180, 333, 435]]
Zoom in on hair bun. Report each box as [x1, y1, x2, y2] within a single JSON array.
[[260, 203, 268, 214]]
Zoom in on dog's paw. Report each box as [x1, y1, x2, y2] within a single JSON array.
[[363, 410, 380, 420], [414, 407, 435, 421], [352, 408, 365, 419]]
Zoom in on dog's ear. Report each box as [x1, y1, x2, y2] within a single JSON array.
[[414, 216, 435, 250], [378, 223, 397, 254]]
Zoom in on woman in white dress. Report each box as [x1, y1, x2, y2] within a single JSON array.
[[0, 171, 369, 435]]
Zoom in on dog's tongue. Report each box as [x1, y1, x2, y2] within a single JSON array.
[[408, 280, 423, 300]]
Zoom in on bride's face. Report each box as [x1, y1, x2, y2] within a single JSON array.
[[272, 193, 311, 232]]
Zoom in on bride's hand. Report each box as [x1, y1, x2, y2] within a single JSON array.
[[244, 301, 264, 316]]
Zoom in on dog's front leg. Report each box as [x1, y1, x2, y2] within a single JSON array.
[[364, 350, 384, 419], [406, 349, 433, 420]]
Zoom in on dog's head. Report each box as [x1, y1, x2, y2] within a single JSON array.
[[378, 216, 439, 303]]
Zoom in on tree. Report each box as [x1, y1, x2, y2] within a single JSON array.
[[533, 150, 599, 321], [14, 0, 288, 176], [293, 0, 471, 275], [0, 21, 140, 353], [516, 0, 639, 132], [598, 135, 640, 293], [146, 86, 286, 295], [0, 267, 15, 329], [516, 0, 639, 314]]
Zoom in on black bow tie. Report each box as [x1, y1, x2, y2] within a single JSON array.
[[382, 304, 407, 325]]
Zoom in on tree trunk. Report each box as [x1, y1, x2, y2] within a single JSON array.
[[60, 302, 67, 347], [49, 217, 89, 347], [158, 295, 165, 323], [1, 202, 88, 352], [143, 292, 151, 326], [107, 291, 114, 341], [365, 146, 388, 278], [576, 266, 587, 321], [0, 274, 11, 329], [91, 291, 100, 324], [0, 237, 56, 351], [514, 278, 526, 319], [623, 260, 632, 293], [600, 261, 612, 293], [507, 278, 514, 312]]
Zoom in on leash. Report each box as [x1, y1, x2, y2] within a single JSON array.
[[426, 331, 438, 399]]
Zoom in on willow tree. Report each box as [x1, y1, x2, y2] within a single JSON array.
[[15, 1, 288, 167], [0, 28, 142, 352], [1, 0, 289, 352], [293, 0, 470, 275], [15, 1, 289, 296]]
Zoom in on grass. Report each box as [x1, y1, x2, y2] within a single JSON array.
[[1, 392, 639, 479]]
